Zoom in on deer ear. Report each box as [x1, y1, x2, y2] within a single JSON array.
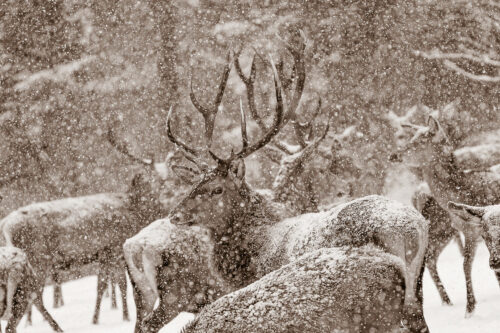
[[427, 115, 440, 136], [171, 165, 199, 185], [229, 158, 246, 183]]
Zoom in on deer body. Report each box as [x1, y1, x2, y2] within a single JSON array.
[[181, 246, 406, 333], [392, 111, 500, 316], [130, 192, 428, 332], [127, 36, 429, 332], [0, 246, 62, 333], [415, 146, 500, 316], [1, 171, 166, 325]]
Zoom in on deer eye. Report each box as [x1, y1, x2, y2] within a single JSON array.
[[211, 187, 223, 195]]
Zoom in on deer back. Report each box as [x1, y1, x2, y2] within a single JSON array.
[[1, 193, 134, 270], [183, 246, 406, 333]]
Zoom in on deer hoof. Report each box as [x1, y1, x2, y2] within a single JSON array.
[[464, 310, 475, 319]]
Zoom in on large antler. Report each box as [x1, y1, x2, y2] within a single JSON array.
[[235, 32, 308, 149], [190, 51, 232, 143], [166, 53, 233, 168], [227, 57, 284, 161]]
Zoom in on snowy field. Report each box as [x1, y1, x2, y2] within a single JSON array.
[[2, 240, 498, 332]]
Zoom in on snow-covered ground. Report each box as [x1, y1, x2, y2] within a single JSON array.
[[3, 239, 498, 333]]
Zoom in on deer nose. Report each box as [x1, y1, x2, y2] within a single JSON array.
[[389, 152, 402, 162], [489, 257, 500, 270], [169, 211, 184, 225]]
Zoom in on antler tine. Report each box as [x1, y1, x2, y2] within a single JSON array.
[[239, 98, 248, 150], [190, 51, 232, 144], [106, 126, 154, 168], [283, 34, 306, 125], [233, 56, 284, 160], [234, 50, 268, 131], [166, 106, 198, 156]]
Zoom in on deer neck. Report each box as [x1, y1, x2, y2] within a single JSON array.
[[422, 146, 482, 206], [210, 187, 281, 287]]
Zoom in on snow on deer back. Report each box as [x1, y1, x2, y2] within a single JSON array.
[[1, 193, 128, 263], [259, 195, 427, 273], [182, 246, 406, 333]]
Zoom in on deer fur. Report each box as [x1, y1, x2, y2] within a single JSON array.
[[0, 170, 167, 325], [0, 246, 62, 333], [392, 112, 500, 316], [181, 246, 406, 333], [411, 188, 464, 305], [127, 37, 428, 332], [128, 186, 428, 333]]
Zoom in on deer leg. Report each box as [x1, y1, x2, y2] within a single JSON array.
[[494, 271, 500, 289], [463, 234, 478, 317], [53, 272, 63, 308], [5, 286, 29, 333], [111, 280, 117, 309], [25, 304, 32, 326], [454, 231, 464, 256], [33, 291, 63, 332], [426, 251, 452, 305], [92, 271, 107, 325], [117, 271, 129, 321], [126, 265, 147, 333], [141, 294, 171, 333]]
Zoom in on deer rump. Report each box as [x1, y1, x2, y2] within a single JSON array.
[[124, 219, 231, 315], [183, 246, 406, 333], [2, 193, 130, 271]]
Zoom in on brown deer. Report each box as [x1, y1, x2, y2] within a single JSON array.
[[125, 38, 347, 332], [0, 127, 172, 325], [181, 246, 406, 333], [390, 107, 500, 316], [411, 187, 464, 305], [127, 35, 429, 333], [0, 246, 62, 333]]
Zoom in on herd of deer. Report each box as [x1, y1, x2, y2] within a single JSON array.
[[0, 35, 499, 333]]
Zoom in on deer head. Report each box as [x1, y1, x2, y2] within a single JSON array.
[[389, 106, 452, 165], [105, 123, 177, 216], [448, 202, 500, 271], [166, 39, 309, 233]]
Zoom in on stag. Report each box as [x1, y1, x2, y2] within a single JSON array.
[[181, 246, 406, 333], [126, 35, 429, 333], [390, 107, 500, 316], [0, 246, 62, 333], [125, 36, 341, 331], [0, 127, 171, 325]]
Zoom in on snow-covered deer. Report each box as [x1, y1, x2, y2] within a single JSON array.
[[412, 187, 463, 305], [0, 246, 62, 333], [390, 107, 500, 316], [0, 128, 171, 325], [126, 37, 429, 333], [181, 246, 406, 333]]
